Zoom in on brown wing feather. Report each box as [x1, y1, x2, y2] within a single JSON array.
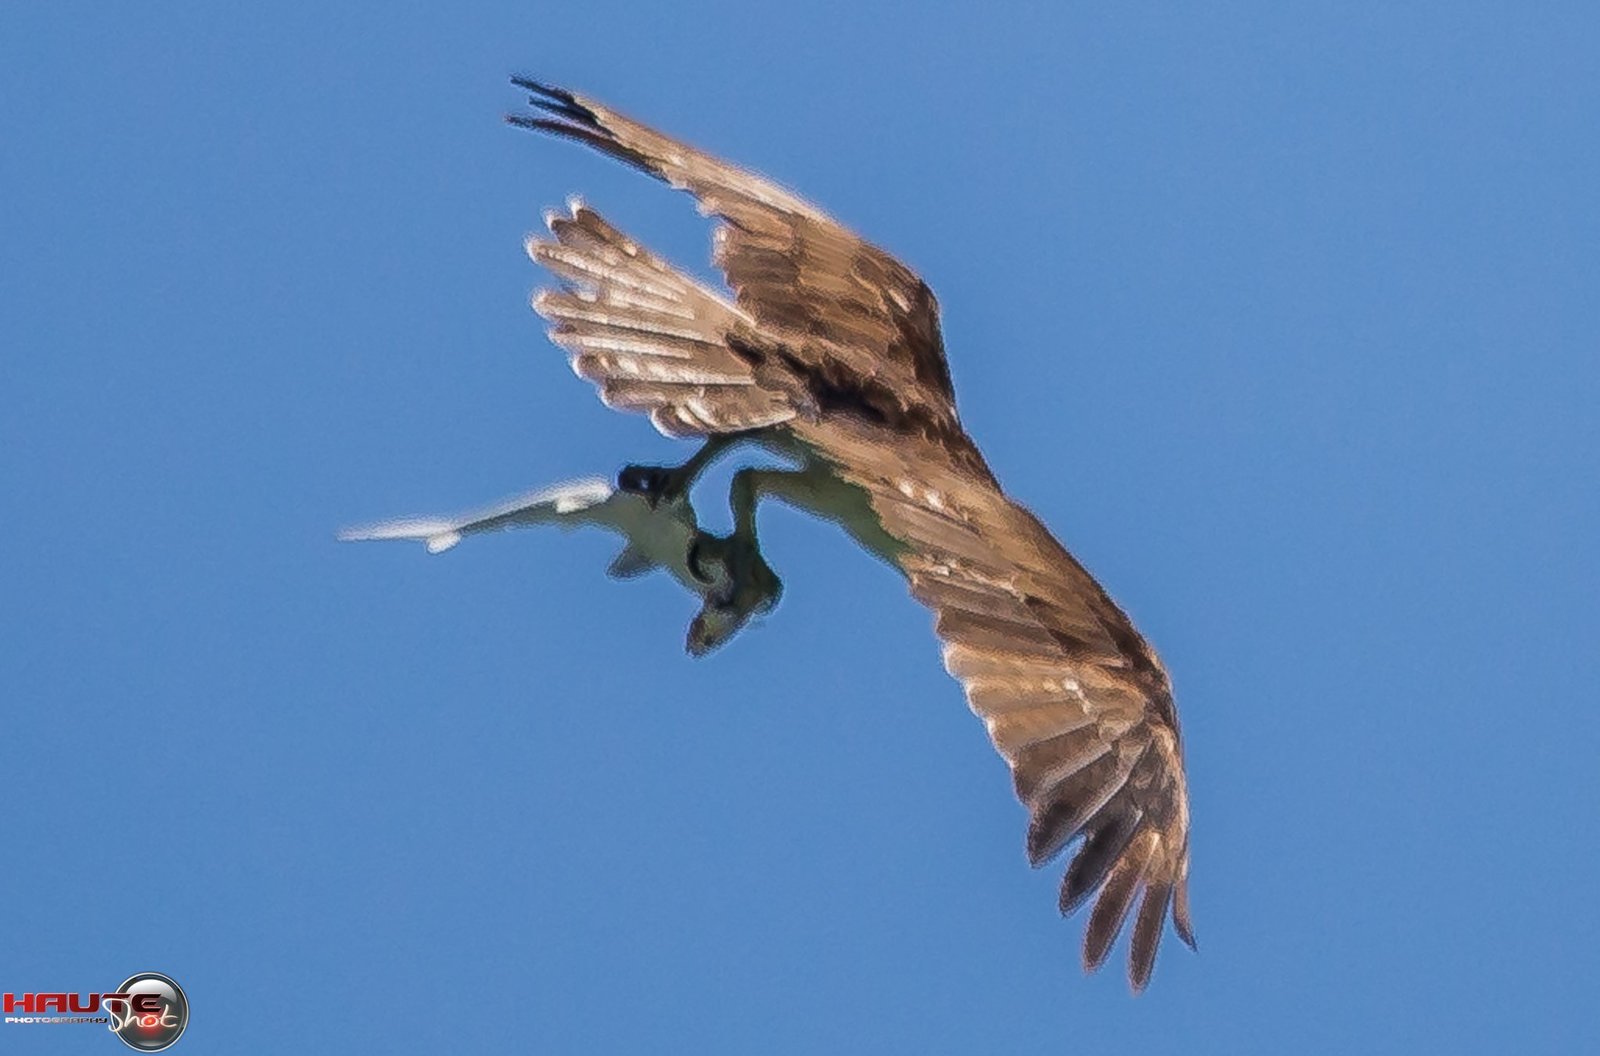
[[509, 79, 960, 436], [527, 200, 797, 437], [793, 417, 1195, 992]]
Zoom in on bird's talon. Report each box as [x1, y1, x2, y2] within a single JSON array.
[[727, 535, 783, 616]]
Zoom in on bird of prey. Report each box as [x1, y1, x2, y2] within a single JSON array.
[[443, 78, 1195, 991]]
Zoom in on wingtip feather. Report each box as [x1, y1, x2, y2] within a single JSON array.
[[337, 518, 456, 545], [1126, 880, 1173, 993], [1173, 876, 1198, 951]]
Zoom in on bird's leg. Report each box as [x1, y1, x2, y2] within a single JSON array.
[[682, 466, 812, 655], [726, 466, 827, 610], [617, 433, 741, 507], [729, 469, 782, 600]]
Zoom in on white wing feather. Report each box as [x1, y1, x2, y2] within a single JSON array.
[[339, 477, 712, 594]]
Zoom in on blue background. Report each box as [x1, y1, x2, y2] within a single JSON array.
[[4, 2, 1597, 1052]]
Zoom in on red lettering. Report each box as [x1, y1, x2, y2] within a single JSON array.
[[4, 990, 146, 1016]]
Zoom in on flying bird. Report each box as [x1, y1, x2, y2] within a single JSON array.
[[486, 78, 1195, 991], [339, 478, 778, 651]]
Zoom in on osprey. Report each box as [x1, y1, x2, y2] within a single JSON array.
[[429, 79, 1198, 990]]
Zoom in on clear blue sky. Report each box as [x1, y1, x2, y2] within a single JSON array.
[[4, 2, 1597, 1053]]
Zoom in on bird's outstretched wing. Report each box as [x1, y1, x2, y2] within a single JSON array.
[[801, 418, 1196, 990], [338, 478, 617, 553], [510, 79, 961, 439], [512, 80, 1194, 990], [337, 478, 704, 588]]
